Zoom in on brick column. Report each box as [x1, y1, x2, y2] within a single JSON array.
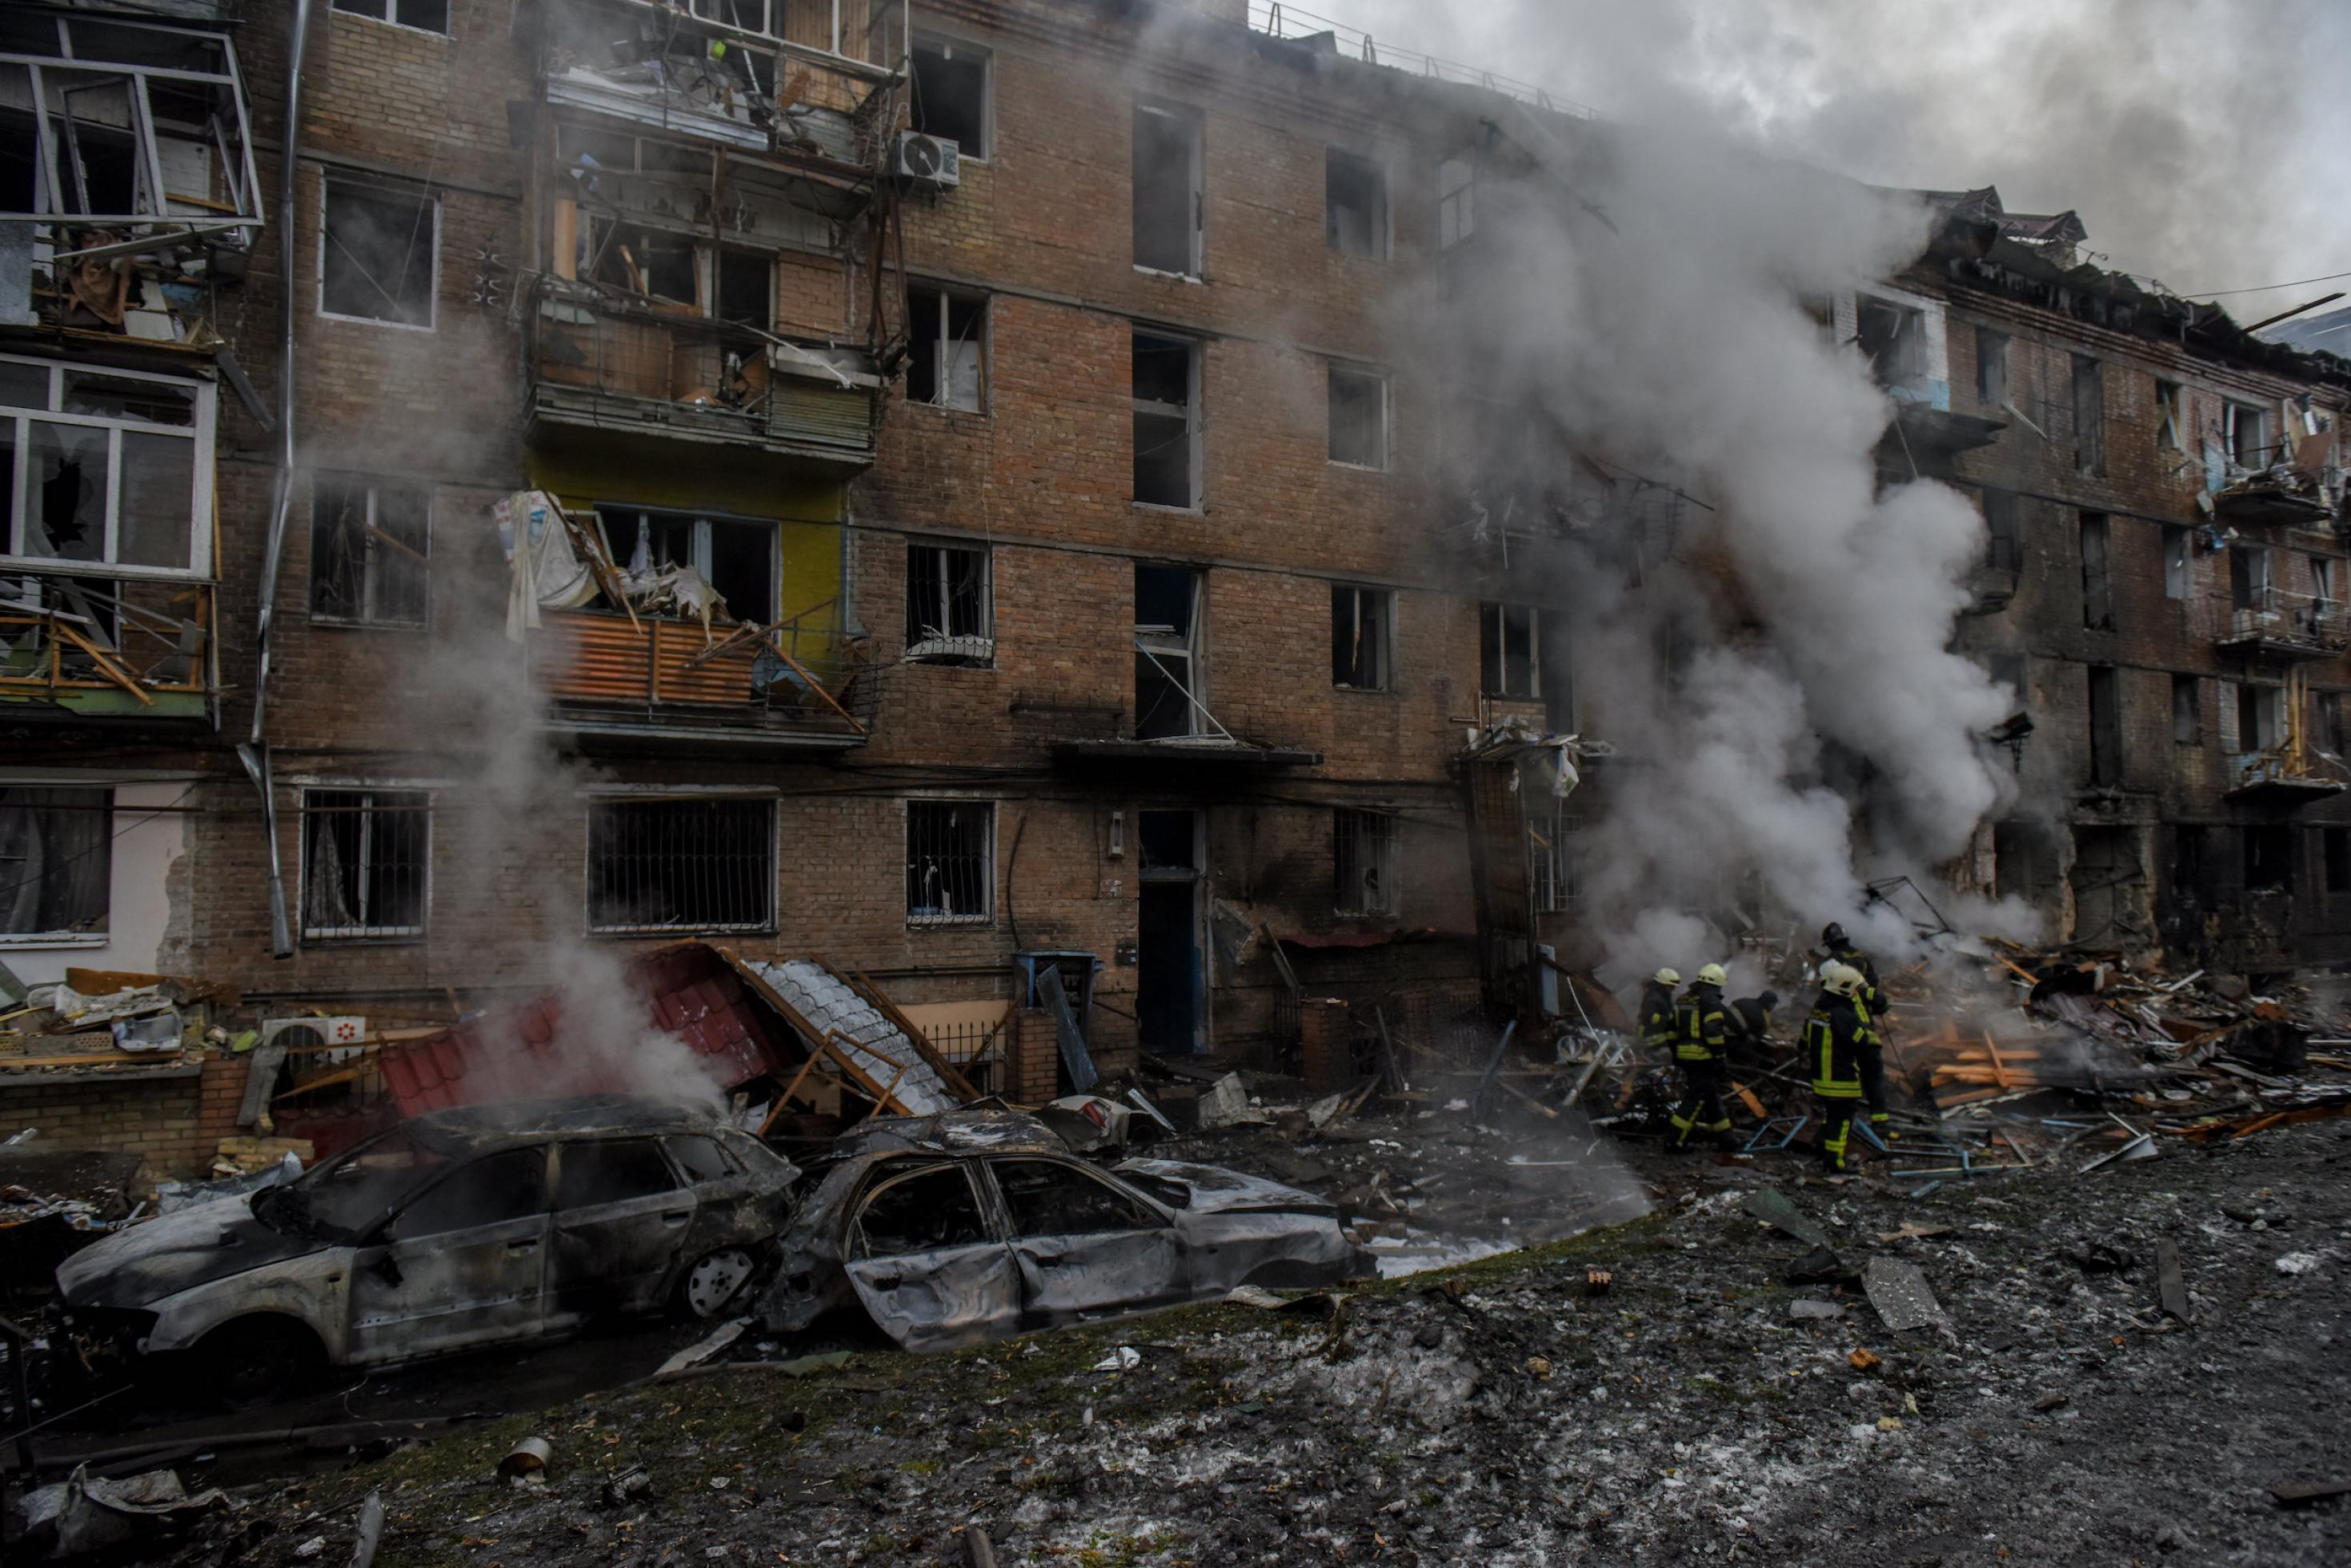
[[1299, 998, 1352, 1092], [1008, 1007, 1061, 1105]]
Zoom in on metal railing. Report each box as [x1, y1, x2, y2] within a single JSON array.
[[0, 570, 214, 718], [1251, 2, 1596, 118], [2224, 586, 2351, 650]]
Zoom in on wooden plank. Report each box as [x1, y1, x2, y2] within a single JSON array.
[[54, 623, 154, 706], [757, 1052, 826, 1135]]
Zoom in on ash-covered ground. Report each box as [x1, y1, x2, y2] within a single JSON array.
[[80, 1110, 2351, 1566]]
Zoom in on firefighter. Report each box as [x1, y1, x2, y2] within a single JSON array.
[[1821, 922, 1892, 1141], [1806, 963, 1869, 1173], [1668, 962, 1735, 1151], [1638, 967, 1682, 1058], [1728, 990, 1780, 1052]]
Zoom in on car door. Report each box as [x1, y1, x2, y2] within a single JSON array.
[[987, 1157, 1182, 1326], [841, 1162, 1021, 1351], [545, 1136, 692, 1323], [345, 1146, 549, 1364]]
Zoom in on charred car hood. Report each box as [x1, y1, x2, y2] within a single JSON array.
[[1116, 1159, 1339, 1218], [54, 1199, 320, 1310]]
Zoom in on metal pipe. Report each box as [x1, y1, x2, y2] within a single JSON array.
[[245, 0, 315, 959]]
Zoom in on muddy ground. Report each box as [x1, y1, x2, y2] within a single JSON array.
[[28, 1106, 2351, 1566]]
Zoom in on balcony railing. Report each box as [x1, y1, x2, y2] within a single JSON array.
[[2216, 588, 2351, 660], [0, 568, 214, 720], [532, 596, 875, 748], [527, 282, 879, 464]]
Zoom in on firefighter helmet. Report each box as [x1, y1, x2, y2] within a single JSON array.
[[1652, 967, 1681, 986], [1824, 963, 1863, 998], [1696, 963, 1728, 988]]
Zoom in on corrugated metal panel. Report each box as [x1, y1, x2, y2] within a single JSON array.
[[535, 614, 771, 706], [767, 381, 875, 458]]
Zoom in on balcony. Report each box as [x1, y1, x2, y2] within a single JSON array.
[[532, 600, 874, 753], [2226, 750, 2348, 806], [0, 568, 215, 723], [2214, 589, 2351, 662], [2211, 467, 2340, 530]]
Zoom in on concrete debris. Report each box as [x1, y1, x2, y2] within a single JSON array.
[[18, 1464, 226, 1558], [1861, 1257, 1951, 1334], [1788, 1298, 1845, 1321], [1195, 1073, 1260, 1129], [2274, 1251, 2323, 1276]]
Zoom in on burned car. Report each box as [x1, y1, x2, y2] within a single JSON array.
[[758, 1110, 1370, 1350], [54, 1097, 798, 1401]]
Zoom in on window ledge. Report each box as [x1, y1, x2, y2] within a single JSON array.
[[0, 933, 109, 950], [907, 914, 992, 929], [1327, 460, 1392, 475], [1332, 682, 1396, 696], [300, 931, 427, 946], [332, 11, 452, 40], [1131, 265, 1204, 284], [1131, 501, 1206, 518], [905, 399, 990, 418]]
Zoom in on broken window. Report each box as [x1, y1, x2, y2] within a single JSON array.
[[2232, 545, 2273, 614], [906, 288, 985, 412], [715, 250, 773, 327], [2080, 512, 2113, 630], [1131, 100, 1201, 276], [2170, 825, 2209, 902], [309, 476, 429, 627], [587, 798, 774, 934], [2087, 665, 2121, 786], [300, 789, 429, 941], [1975, 326, 2009, 409], [993, 1159, 1158, 1235], [1856, 296, 1926, 394], [331, 0, 451, 34], [2326, 828, 2350, 895], [1333, 808, 1400, 917], [1480, 602, 1543, 699], [911, 34, 990, 155], [2227, 402, 2269, 470], [0, 786, 110, 938], [2238, 683, 2285, 754], [854, 1165, 988, 1258], [1327, 365, 1388, 469], [2164, 526, 2191, 600], [584, 219, 697, 305], [2070, 354, 2104, 475], [5, 357, 210, 574], [1325, 148, 1388, 258], [2173, 674, 2201, 746], [665, 1134, 738, 1183], [1531, 807, 1580, 914], [904, 539, 991, 663], [1331, 584, 1391, 690], [2245, 824, 2293, 893], [2320, 691, 2348, 759], [595, 507, 775, 623], [1131, 331, 1199, 507], [555, 1139, 678, 1209], [1436, 156, 1476, 250], [387, 1150, 545, 1242], [907, 799, 993, 924], [321, 180, 437, 328], [1134, 564, 1207, 739], [2154, 378, 2184, 452], [1982, 489, 2021, 573]]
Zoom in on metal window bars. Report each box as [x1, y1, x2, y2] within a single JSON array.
[[1334, 808, 1400, 916], [587, 797, 775, 934], [904, 541, 990, 662], [300, 790, 431, 941], [309, 478, 431, 627], [906, 799, 991, 924]]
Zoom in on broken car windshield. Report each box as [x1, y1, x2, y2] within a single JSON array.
[[282, 1128, 451, 1238]]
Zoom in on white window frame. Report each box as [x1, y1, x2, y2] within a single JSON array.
[[318, 177, 441, 332], [0, 354, 214, 578], [905, 538, 992, 662], [2153, 378, 2184, 452], [309, 476, 432, 629], [907, 286, 987, 413], [2226, 401, 2269, 470], [1327, 363, 1390, 470], [298, 786, 432, 942], [910, 31, 992, 161], [906, 797, 995, 926], [1333, 808, 1400, 918], [329, 0, 453, 38]]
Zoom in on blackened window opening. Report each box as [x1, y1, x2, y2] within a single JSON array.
[[595, 506, 775, 623], [715, 250, 772, 326], [1331, 584, 1389, 690], [2325, 827, 2351, 894], [587, 798, 773, 934], [2071, 354, 2105, 476], [2080, 512, 2113, 630], [310, 476, 430, 626], [0, 786, 110, 937], [1132, 102, 1200, 275], [1983, 489, 2021, 573], [1333, 808, 1400, 916], [1976, 326, 2009, 408], [1134, 563, 1203, 739], [1325, 148, 1387, 257], [907, 799, 991, 923], [1131, 331, 1196, 507], [911, 36, 988, 154], [1856, 297, 1925, 392], [2172, 674, 2201, 746], [905, 540, 990, 662], [301, 789, 429, 939], [1328, 366, 1387, 468], [322, 180, 437, 327], [907, 289, 983, 410], [2245, 824, 2293, 892], [1480, 602, 1540, 699], [2087, 665, 2121, 785]]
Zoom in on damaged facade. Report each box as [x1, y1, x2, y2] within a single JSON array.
[[6, 0, 2350, 1174]]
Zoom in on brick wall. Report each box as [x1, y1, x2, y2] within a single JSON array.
[[0, 1070, 210, 1180]]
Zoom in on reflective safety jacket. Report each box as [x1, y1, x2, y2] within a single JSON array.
[[1639, 983, 1680, 1053], [1673, 983, 1728, 1064], [1832, 945, 1885, 1043], [1805, 993, 1868, 1098]]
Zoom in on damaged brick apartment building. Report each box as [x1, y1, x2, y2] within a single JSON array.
[[3, 0, 2348, 1171]]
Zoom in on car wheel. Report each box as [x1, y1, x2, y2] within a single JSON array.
[[678, 1247, 758, 1319], [197, 1318, 318, 1407]]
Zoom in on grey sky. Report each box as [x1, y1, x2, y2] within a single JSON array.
[[1308, 0, 2351, 311]]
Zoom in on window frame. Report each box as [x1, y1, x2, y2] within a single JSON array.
[[1332, 806, 1401, 918], [904, 286, 987, 414], [1479, 601, 1544, 700], [2153, 378, 2184, 452], [1133, 563, 1208, 740], [1330, 583, 1392, 692], [1530, 806, 1579, 914], [318, 176, 441, 332], [2171, 674, 2201, 747], [1131, 330, 1202, 510], [2071, 352, 2105, 477], [909, 31, 992, 160], [905, 797, 996, 927], [1131, 98, 1204, 279], [1326, 362, 1390, 471], [308, 475, 432, 629], [1975, 326, 2010, 408], [2226, 401, 2269, 470], [1324, 146, 1390, 260], [1436, 155, 1476, 250], [903, 538, 992, 664], [583, 794, 778, 937], [298, 786, 433, 943], [0, 786, 113, 946], [591, 505, 781, 625], [0, 354, 215, 578], [330, 0, 453, 38], [2163, 526, 2192, 599]]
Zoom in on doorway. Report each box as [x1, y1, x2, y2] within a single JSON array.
[[1136, 809, 1204, 1054]]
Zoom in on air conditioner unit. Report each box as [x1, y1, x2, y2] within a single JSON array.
[[260, 1015, 370, 1066], [893, 130, 960, 190]]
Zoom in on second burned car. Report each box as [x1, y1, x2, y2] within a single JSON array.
[[757, 1109, 1372, 1350]]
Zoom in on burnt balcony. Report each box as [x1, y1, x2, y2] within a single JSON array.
[[527, 280, 879, 466], [2212, 467, 2340, 530], [532, 598, 874, 754], [2215, 589, 2351, 662], [2226, 750, 2348, 806], [0, 567, 216, 723]]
